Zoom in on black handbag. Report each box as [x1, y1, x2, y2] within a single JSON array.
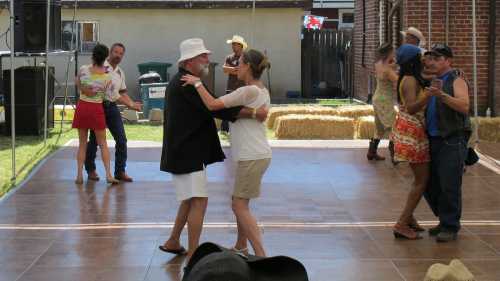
[[465, 147, 479, 166]]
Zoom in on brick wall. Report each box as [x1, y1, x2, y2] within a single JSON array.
[[353, 0, 379, 102], [496, 0, 500, 115], [353, 0, 493, 114]]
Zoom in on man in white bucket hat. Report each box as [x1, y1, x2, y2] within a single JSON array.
[[221, 35, 248, 134], [159, 38, 268, 260]]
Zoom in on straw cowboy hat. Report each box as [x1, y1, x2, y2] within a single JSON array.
[[401, 27, 426, 47], [178, 38, 211, 63], [226, 35, 248, 50], [423, 259, 475, 281], [182, 242, 309, 281]]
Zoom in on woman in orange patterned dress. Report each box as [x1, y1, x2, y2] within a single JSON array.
[[391, 44, 431, 239]]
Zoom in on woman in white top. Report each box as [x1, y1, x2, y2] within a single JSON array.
[[181, 49, 271, 257]]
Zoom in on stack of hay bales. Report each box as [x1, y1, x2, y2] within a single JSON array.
[[275, 114, 355, 139], [335, 105, 375, 119], [356, 116, 376, 139], [473, 117, 500, 143], [266, 106, 338, 129]]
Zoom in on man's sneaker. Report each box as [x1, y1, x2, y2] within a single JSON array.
[[436, 230, 457, 242], [428, 225, 441, 236]]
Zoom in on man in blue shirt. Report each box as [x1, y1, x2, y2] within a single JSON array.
[[423, 44, 471, 242]]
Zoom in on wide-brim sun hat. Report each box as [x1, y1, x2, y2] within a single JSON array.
[[178, 38, 211, 63], [226, 35, 248, 50]]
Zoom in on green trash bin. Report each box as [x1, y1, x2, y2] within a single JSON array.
[[137, 62, 172, 82]]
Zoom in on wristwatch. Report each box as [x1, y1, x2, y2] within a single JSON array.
[[194, 81, 203, 88]]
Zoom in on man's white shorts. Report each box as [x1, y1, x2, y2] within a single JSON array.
[[172, 167, 208, 201]]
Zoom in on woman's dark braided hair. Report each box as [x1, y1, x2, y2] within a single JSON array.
[[397, 54, 429, 103]]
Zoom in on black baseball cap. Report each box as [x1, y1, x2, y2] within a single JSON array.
[[424, 43, 453, 58]]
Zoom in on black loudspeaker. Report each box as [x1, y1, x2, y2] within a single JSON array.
[[3, 67, 55, 135], [14, 0, 62, 53]]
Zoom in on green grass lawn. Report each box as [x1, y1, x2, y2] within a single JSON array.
[[0, 123, 77, 196]]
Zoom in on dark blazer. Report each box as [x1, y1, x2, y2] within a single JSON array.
[[160, 67, 241, 174]]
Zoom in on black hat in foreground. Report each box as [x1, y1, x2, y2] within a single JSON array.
[[182, 242, 309, 281]]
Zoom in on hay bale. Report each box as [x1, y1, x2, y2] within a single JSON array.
[[335, 105, 375, 118], [473, 117, 500, 143], [275, 114, 355, 139], [266, 106, 338, 129], [356, 116, 376, 139]]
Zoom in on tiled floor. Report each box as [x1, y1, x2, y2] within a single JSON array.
[[1, 141, 500, 281]]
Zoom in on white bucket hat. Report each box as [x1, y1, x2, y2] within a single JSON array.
[[178, 38, 211, 63], [423, 259, 475, 281], [401, 27, 426, 47], [226, 35, 248, 50]]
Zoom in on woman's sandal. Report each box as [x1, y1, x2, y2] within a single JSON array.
[[106, 177, 120, 185], [230, 247, 249, 256], [158, 245, 187, 255], [393, 223, 422, 240], [409, 217, 425, 232], [75, 177, 84, 184]]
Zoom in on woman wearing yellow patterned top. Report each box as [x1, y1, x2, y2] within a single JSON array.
[[368, 43, 398, 162], [72, 44, 119, 185], [391, 44, 431, 239]]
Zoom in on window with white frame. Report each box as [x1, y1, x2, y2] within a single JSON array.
[[339, 9, 354, 28], [61, 21, 99, 53]]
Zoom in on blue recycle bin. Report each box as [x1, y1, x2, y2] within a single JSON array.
[[140, 82, 168, 118]]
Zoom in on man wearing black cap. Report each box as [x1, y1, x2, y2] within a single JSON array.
[[423, 44, 471, 242]]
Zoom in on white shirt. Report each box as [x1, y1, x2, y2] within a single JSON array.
[[219, 85, 272, 161], [104, 60, 127, 102]]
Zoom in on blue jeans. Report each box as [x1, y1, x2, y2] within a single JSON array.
[[85, 102, 127, 176], [424, 135, 467, 233]]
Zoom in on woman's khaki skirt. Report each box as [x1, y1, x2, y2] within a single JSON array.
[[233, 158, 271, 199]]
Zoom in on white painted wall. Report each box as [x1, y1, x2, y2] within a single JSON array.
[[0, 8, 303, 101]]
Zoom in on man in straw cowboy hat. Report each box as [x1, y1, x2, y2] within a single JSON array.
[[401, 27, 426, 49], [221, 35, 248, 134], [159, 38, 268, 259]]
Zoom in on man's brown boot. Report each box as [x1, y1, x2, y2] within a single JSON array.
[[116, 171, 133, 182]]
